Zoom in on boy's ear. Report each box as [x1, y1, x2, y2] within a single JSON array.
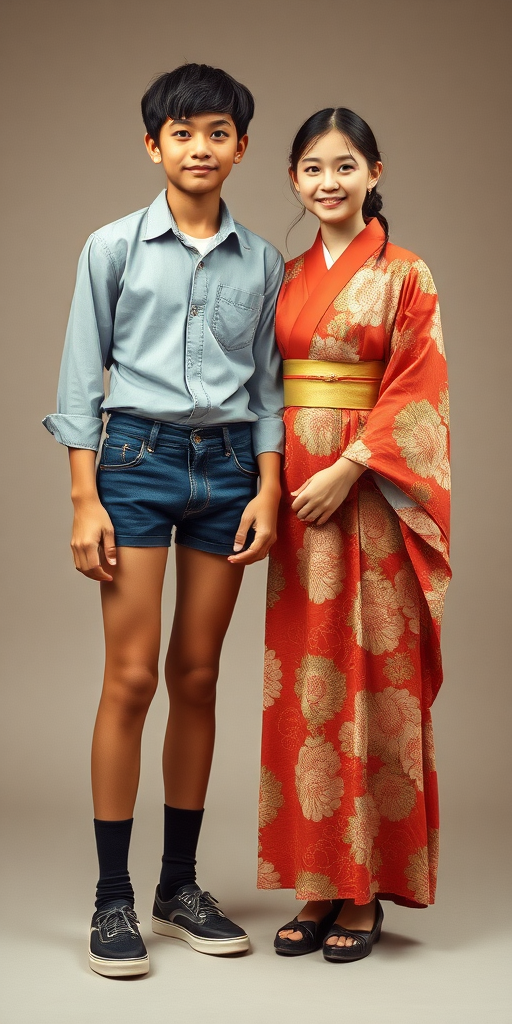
[[144, 133, 162, 164], [233, 134, 249, 164]]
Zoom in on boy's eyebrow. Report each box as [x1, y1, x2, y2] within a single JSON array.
[[169, 117, 233, 128]]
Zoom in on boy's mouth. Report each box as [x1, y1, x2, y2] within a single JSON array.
[[184, 165, 218, 175]]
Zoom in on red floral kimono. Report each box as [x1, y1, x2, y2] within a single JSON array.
[[258, 219, 450, 908]]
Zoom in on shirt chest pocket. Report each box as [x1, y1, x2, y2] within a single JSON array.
[[211, 284, 264, 352]]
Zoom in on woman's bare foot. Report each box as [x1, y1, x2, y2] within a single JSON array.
[[325, 897, 376, 947], [278, 900, 332, 941]]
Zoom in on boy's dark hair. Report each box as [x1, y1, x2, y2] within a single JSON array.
[[141, 64, 255, 143]]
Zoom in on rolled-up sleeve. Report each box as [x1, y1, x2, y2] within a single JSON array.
[[247, 253, 285, 455], [42, 234, 118, 449]]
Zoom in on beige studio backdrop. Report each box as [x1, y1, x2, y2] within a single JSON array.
[[1, 1, 511, 1022]]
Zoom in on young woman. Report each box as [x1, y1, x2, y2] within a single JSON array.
[[258, 108, 451, 962]]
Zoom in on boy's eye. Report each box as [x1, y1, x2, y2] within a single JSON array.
[[173, 130, 191, 138], [211, 130, 229, 139]]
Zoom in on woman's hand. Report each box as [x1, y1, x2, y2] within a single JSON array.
[[71, 497, 117, 581], [291, 457, 366, 526]]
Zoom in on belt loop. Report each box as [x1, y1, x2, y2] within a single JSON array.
[[147, 421, 161, 453], [222, 427, 231, 457]]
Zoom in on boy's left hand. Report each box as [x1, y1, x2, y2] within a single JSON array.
[[228, 488, 280, 565]]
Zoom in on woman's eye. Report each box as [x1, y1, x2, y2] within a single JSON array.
[[339, 163, 355, 172], [305, 165, 320, 174]]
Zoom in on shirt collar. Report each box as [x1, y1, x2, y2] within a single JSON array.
[[143, 189, 248, 249]]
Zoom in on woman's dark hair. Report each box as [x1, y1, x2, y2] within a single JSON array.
[[141, 64, 254, 143], [289, 107, 388, 259]]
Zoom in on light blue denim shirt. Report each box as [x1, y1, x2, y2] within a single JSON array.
[[43, 190, 284, 455]]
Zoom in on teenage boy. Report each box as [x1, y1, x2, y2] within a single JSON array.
[[43, 63, 284, 977]]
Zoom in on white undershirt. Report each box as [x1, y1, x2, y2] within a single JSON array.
[[323, 241, 335, 269], [322, 240, 417, 510], [180, 232, 217, 256]]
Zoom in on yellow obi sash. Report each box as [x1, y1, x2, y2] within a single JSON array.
[[283, 359, 385, 410]]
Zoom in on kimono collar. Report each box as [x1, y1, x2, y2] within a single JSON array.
[[288, 218, 385, 359]]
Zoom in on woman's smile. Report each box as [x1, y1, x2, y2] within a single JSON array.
[[317, 196, 346, 207]]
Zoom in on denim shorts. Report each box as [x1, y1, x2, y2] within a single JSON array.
[[97, 413, 259, 555]]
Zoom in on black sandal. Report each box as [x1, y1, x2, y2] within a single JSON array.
[[322, 899, 384, 963], [274, 901, 343, 957]]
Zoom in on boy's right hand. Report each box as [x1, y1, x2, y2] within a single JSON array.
[[71, 497, 117, 581]]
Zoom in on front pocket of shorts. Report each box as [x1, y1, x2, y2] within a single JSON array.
[[231, 447, 259, 477], [99, 438, 147, 470], [212, 285, 264, 351]]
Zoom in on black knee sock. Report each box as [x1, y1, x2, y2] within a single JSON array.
[[94, 818, 135, 911], [159, 805, 204, 901]]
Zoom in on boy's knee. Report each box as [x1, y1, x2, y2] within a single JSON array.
[[109, 663, 158, 714], [169, 664, 218, 707]]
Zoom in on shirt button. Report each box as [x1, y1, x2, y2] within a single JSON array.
[[197, 261, 204, 269], [190, 305, 198, 316]]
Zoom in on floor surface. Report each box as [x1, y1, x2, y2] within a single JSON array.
[[2, 804, 511, 1024]]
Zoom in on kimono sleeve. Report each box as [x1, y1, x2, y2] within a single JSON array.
[[42, 233, 118, 450], [342, 260, 450, 546]]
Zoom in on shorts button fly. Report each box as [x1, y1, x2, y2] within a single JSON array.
[[193, 434, 201, 443]]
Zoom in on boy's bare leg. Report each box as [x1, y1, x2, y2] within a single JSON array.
[[92, 546, 168, 819], [162, 545, 245, 808]]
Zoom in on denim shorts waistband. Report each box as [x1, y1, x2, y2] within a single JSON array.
[[106, 412, 253, 448]]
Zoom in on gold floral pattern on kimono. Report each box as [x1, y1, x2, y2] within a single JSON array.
[[348, 571, 406, 655], [295, 736, 344, 821], [343, 794, 381, 869], [293, 407, 342, 455], [259, 766, 284, 828], [263, 648, 282, 710], [295, 871, 339, 901], [297, 522, 345, 604], [257, 857, 281, 889], [266, 559, 285, 609], [392, 399, 450, 490], [359, 485, 403, 562], [370, 766, 417, 821], [294, 654, 346, 728]]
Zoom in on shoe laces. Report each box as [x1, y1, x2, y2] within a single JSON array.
[[96, 906, 139, 940], [180, 889, 225, 922]]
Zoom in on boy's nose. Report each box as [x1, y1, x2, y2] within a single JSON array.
[[191, 138, 211, 158]]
